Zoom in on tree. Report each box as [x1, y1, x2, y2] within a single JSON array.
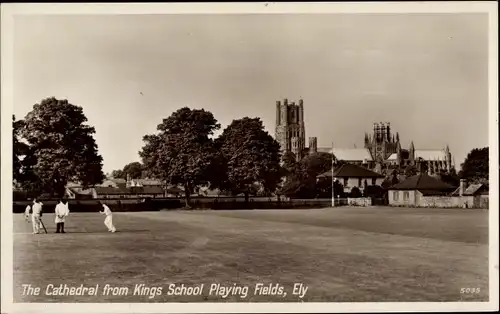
[[13, 115, 29, 184], [298, 152, 334, 198], [280, 152, 333, 198], [111, 169, 125, 179], [381, 169, 400, 189], [350, 187, 362, 198], [439, 168, 460, 187], [281, 151, 299, 176], [123, 162, 143, 179], [332, 179, 345, 198], [214, 117, 281, 201], [21, 97, 105, 196], [404, 165, 418, 177], [364, 184, 385, 198], [139, 107, 221, 207], [459, 147, 489, 185]]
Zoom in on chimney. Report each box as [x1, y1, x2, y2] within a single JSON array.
[[459, 179, 467, 196]]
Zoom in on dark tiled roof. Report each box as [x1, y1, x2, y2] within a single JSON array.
[[388, 173, 455, 191], [134, 186, 164, 194], [317, 163, 384, 178]]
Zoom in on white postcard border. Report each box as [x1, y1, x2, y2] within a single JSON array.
[[1, 2, 498, 313]]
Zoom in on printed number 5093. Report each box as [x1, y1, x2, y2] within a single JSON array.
[[461, 288, 480, 294]]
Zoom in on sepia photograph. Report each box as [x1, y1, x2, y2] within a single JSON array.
[[1, 2, 498, 313]]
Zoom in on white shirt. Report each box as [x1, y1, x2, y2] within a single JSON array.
[[32, 202, 43, 216], [55, 203, 69, 217], [25, 205, 31, 215], [102, 204, 112, 216]]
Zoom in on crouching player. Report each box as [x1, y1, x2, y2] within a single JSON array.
[[99, 201, 116, 233]]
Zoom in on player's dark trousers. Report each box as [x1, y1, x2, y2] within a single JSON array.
[[56, 223, 65, 233]]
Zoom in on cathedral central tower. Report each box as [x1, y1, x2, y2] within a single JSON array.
[[364, 122, 398, 162]]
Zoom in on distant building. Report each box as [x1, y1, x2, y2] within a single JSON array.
[[65, 177, 165, 199], [317, 163, 385, 194], [451, 180, 488, 197], [274, 100, 454, 175], [275, 98, 329, 161], [362, 122, 453, 175], [387, 173, 456, 206]]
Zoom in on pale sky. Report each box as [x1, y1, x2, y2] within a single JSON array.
[[13, 14, 489, 173]]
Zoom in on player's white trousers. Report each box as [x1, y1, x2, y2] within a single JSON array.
[[104, 215, 116, 232], [32, 215, 41, 233]]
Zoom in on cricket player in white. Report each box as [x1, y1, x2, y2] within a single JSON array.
[[24, 204, 31, 222], [55, 199, 70, 233], [31, 199, 44, 234], [99, 202, 116, 232]]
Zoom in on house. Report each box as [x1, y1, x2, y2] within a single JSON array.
[[100, 178, 127, 189], [64, 182, 97, 199], [94, 185, 165, 199], [388, 173, 456, 207], [65, 178, 165, 199], [65, 186, 97, 199], [317, 163, 385, 194], [450, 180, 489, 208]]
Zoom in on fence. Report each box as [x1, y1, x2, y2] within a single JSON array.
[[347, 197, 372, 206], [13, 196, 386, 213], [419, 195, 489, 209], [13, 198, 181, 213]]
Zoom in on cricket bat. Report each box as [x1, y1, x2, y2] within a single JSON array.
[[39, 218, 48, 234]]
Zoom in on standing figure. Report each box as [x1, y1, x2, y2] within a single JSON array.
[[31, 198, 43, 234], [24, 204, 31, 222], [99, 202, 116, 233], [55, 199, 70, 233]]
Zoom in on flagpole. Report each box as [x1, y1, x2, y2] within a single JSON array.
[[331, 142, 335, 207]]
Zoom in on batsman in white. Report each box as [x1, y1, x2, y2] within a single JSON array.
[[31, 198, 44, 234], [99, 201, 116, 232], [55, 198, 70, 233]]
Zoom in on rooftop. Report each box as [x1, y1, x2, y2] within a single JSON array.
[[388, 173, 455, 191], [317, 163, 384, 179], [330, 148, 373, 162]]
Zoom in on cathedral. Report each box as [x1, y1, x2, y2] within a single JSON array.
[[363, 122, 453, 175], [275, 98, 454, 175], [275, 98, 330, 161]]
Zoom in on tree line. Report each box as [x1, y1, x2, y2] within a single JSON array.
[[13, 97, 489, 206]]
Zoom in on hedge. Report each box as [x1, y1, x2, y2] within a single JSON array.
[[13, 198, 345, 212]]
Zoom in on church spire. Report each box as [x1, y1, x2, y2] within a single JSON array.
[[410, 141, 415, 151], [396, 132, 400, 142]]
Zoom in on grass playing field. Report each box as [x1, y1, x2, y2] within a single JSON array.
[[13, 207, 489, 302]]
